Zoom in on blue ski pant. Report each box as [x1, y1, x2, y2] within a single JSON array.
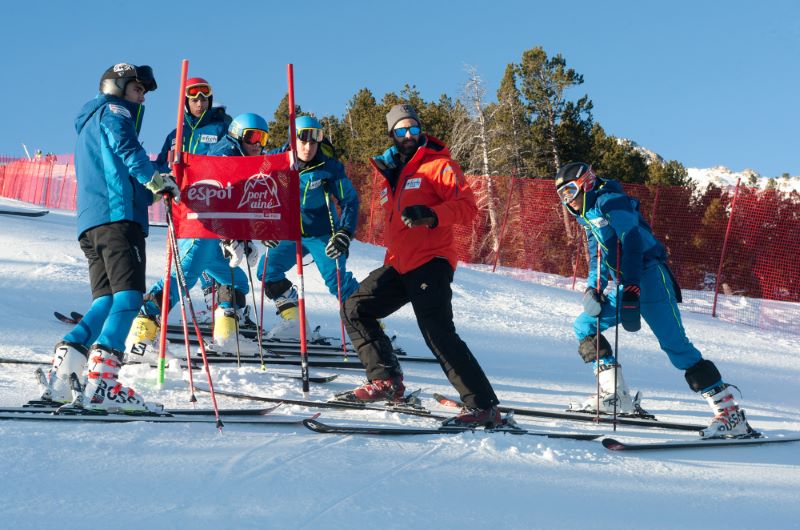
[[256, 236, 358, 301], [143, 238, 248, 316], [574, 262, 702, 370]]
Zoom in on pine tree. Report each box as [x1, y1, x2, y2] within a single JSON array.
[[265, 94, 302, 151], [516, 46, 593, 177], [647, 159, 692, 188], [491, 64, 532, 177]]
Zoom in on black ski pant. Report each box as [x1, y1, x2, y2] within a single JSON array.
[[341, 258, 499, 409]]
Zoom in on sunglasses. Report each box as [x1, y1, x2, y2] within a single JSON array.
[[186, 83, 212, 99], [393, 125, 421, 138], [297, 128, 324, 143], [242, 128, 269, 147]]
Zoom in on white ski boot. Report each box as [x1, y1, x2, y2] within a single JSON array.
[[700, 384, 754, 439], [265, 306, 311, 341], [36, 341, 89, 403], [568, 363, 644, 415], [75, 344, 163, 413]]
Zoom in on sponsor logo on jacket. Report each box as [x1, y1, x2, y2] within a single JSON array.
[[108, 104, 131, 119], [380, 187, 388, 205], [404, 177, 422, 190], [589, 217, 609, 228], [199, 134, 218, 143]]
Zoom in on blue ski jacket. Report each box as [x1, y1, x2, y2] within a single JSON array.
[[568, 178, 667, 290], [74, 95, 157, 238], [154, 107, 230, 171], [271, 143, 359, 238]]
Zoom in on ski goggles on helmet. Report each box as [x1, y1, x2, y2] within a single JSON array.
[[393, 125, 421, 138], [556, 166, 596, 204], [186, 83, 212, 99], [242, 128, 269, 147], [556, 181, 582, 204], [297, 128, 324, 143]]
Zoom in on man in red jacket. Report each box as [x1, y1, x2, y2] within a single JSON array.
[[339, 104, 500, 427]]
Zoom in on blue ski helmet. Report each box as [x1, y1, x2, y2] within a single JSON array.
[[228, 113, 269, 142], [296, 115, 322, 130]]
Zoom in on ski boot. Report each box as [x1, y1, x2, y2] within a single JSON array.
[[212, 306, 240, 348], [442, 405, 502, 428], [334, 375, 406, 403], [124, 314, 160, 364], [64, 344, 163, 414], [700, 384, 755, 439], [33, 341, 89, 405], [568, 363, 648, 416], [266, 306, 311, 342]]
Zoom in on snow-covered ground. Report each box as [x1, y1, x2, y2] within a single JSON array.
[[1, 198, 798, 529]]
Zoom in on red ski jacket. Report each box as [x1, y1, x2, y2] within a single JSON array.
[[370, 136, 477, 274]]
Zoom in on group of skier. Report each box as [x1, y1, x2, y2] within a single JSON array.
[[35, 62, 752, 437]]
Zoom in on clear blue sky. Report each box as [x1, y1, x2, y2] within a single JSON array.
[[2, 0, 797, 176]]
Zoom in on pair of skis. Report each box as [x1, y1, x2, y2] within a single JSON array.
[[0, 400, 318, 426]]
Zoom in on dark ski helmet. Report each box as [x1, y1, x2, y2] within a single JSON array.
[[99, 63, 157, 97], [555, 162, 597, 204]]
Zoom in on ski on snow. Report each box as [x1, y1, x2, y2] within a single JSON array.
[[433, 393, 706, 432], [194, 386, 452, 420], [601, 434, 800, 451], [0, 209, 49, 217], [303, 418, 601, 440]]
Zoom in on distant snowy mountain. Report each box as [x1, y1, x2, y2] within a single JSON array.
[[615, 137, 800, 193], [687, 166, 800, 193]]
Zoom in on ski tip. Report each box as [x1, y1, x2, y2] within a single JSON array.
[[601, 438, 626, 451]]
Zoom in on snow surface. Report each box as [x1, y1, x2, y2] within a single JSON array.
[[1, 198, 799, 529]]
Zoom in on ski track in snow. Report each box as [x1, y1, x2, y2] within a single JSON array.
[[0, 198, 799, 529]]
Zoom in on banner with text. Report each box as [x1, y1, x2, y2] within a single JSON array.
[[172, 152, 300, 240]]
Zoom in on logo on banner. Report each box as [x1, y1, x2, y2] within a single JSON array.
[[380, 187, 388, 206], [237, 172, 281, 210], [186, 179, 234, 206]]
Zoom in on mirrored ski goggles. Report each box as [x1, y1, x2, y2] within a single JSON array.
[[297, 128, 324, 143], [186, 83, 212, 99], [242, 129, 269, 146], [556, 180, 582, 204], [393, 125, 421, 137]]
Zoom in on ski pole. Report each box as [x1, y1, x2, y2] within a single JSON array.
[[595, 240, 602, 425], [613, 240, 622, 431], [323, 189, 349, 362], [165, 201, 223, 429], [170, 241, 197, 403], [244, 249, 267, 370], [259, 249, 268, 339], [229, 267, 242, 368]]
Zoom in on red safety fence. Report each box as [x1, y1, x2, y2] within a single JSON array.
[[3, 156, 799, 334]]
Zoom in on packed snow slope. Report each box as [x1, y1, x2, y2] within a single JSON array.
[[0, 199, 798, 529]]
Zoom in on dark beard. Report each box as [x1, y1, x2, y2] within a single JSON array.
[[395, 137, 419, 159]]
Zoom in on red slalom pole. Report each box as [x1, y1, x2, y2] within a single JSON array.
[[287, 63, 310, 394], [156, 59, 189, 386]]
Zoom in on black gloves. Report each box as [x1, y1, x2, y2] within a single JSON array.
[[620, 285, 641, 332], [401, 205, 438, 228], [325, 229, 351, 259], [582, 287, 606, 317]]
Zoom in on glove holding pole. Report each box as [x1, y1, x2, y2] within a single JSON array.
[[325, 229, 351, 259], [145, 171, 181, 203], [620, 284, 641, 332], [582, 287, 606, 317], [220, 240, 259, 268]]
